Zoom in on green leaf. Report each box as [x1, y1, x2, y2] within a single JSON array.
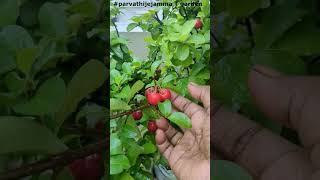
[[213, 54, 251, 110], [122, 62, 133, 75], [119, 172, 134, 180], [16, 48, 39, 75], [226, 0, 264, 17], [127, 23, 139, 32], [127, 80, 144, 103], [56, 60, 107, 130], [120, 124, 139, 139], [4, 72, 24, 94], [142, 143, 157, 154], [168, 112, 192, 129], [272, 18, 320, 56], [1, 25, 34, 51], [68, 0, 99, 18], [212, 160, 253, 180], [162, 74, 176, 85], [121, 138, 144, 165], [110, 155, 130, 175], [20, 0, 42, 27], [255, 3, 306, 48], [251, 49, 306, 75], [115, 85, 130, 100], [141, 108, 159, 122], [0, 0, 19, 28], [112, 45, 123, 59], [76, 104, 108, 121], [181, 20, 196, 37], [38, 2, 68, 37], [158, 100, 172, 118], [110, 133, 123, 155], [175, 44, 190, 61], [187, 34, 206, 45], [151, 60, 161, 74], [13, 75, 66, 116], [32, 37, 70, 75], [0, 36, 15, 76], [0, 116, 67, 154], [110, 98, 131, 111]]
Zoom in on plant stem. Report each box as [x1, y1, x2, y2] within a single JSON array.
[[211, 31, 222, 48], [112, 20, 120, 37], [245, 18, 255, 47], [110, 104, 150, 119], [154, 12, 163, 25], [0, 139, 108, 180]]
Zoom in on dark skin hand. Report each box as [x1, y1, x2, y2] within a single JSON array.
[[155, 83, 210, 180], [212, 65, 320, 180]]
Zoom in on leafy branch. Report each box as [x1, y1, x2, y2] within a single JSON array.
[[0, 139, 108, 180]]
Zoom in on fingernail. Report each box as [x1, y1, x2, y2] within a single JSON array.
[[253, 64, 281, 78]]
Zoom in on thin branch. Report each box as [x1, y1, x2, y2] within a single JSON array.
[[110, 104, 150, 120], [112, 20, 120, 37], [0, 139, 108, 180], [181, 5, 189, 20], [154, 12, 163, 25], [245, 18, 255, 47], [211, 30, 222, 48]]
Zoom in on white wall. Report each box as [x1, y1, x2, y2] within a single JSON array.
[[112, 0, 158, 59]]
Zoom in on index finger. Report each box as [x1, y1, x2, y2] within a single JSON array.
[[188, 83, 210, 109]]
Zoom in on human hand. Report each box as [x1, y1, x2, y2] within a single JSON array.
[[212, 65, 320, 180], [155, 83, 210, 180]]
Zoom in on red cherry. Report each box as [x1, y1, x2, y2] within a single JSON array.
[[147, 92, 162, 106], [147, 120, 157, 132], [69, 154, 104, 180], [145, 87, 154, 97], [159, 89, 171, 102], [132, 110, 143, 120], [194, 19, 203, 29]]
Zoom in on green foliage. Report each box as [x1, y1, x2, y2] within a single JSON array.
[[211, 160, 253, 180], [214, 0, 319, 179], [110, 0, 210, 178], [0, 0, 107, 178]]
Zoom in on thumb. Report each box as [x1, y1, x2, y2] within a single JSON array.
[[248, 65, 291, 127]]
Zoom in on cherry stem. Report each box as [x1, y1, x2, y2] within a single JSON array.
[[153, 78, 158, 93]]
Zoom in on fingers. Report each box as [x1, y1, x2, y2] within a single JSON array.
[[155, 129, 173, 160], [188, 83, 210, 109], [212, 106, 306, 178], [170, 90, 206, 119], [156, 118, 183, 145], [248, 65, 320, 148], [170, 91, 207, 132]]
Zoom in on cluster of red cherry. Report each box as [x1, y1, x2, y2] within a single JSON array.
[[132, 87, 171, 133]]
